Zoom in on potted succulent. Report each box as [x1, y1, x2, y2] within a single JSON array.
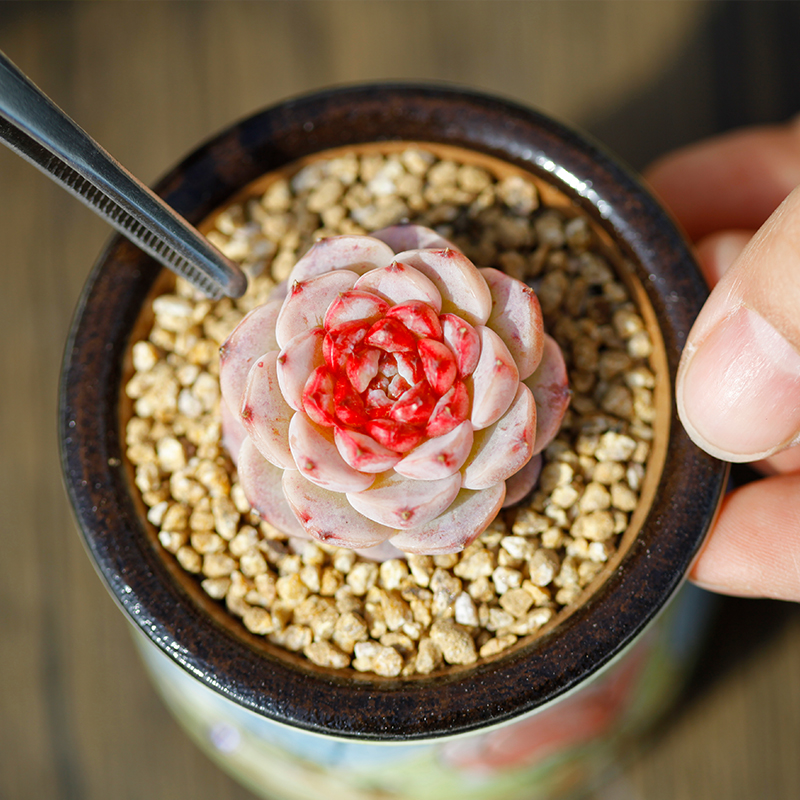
[[61, 85, 727, 800]]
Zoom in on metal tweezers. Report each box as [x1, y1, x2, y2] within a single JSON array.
[[0, 49, 247, 299]]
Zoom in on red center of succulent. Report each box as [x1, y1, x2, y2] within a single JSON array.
[[301, 294, 470, 454]]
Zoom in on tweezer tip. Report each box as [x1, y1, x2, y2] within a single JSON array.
[[223, 268, 248, 299]]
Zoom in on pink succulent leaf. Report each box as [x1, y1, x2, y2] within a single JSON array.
[[288, 235, 395, 283], [425, 381, 469, 437], [395, 248, 492, 326], [237, 439, 309, 538], [276, 327, 325, 411], [389, 382, 436, 426], [364, 387, 393, 418], [440, 313, 481, 378], [468, 326, 520, 430], [524, 333, 572, 455], [220, 398, 247, 468], [385, 300, 443, 340], [288, 413, 375, 493], [462, 383, 536, 490], [393, 351, 425, 386], [354, 540, 407, 562], [219, 298, 282, 414], [353, 261, 442, 310], [345, 346, 381, 394], [394, 420, 474, 480], [333, 427, 402, 473], [282, 469, 397, 548], [275, 270, 359, 349], [480, 267, 545, 381], [301, 365, 337, 427], [333, 379, 370, 428], [346, 471, 461, 530], [240, 352, 295, 470], [372, 224, 458, 253], [366, 419, 425, 453], [324, 289, 391, 330], [364, 317, 417, 353], [417, 338, 457, 396], [503, 453, 543, 508], [323, 320, 370, 372], [389, 484, 506, 555], [387, 374, 411, 399]]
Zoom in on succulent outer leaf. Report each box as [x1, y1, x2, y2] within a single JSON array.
[[385, 301, 443, 339], [394, 420, 474, 480], [276, 270, 359, 349], [396, 248, 492, 326], [220, 397, 247, 468], [353, 540, 407, 562], [417, 338, 457, 396], [346, 471, 461, 530], [276, 327, 325, 411], [237, 438, 308, 537], [282, 470, 397, 548], [323, 289, 391, 331], [240, 352, 295, 470], [353, 262, 442, 310], [219, 298, 282, 414], [480, 267, 545, 380], [524, 333, 572, 455], [425, 381, 469, 437], [389, 483, 506, 555], [503, 453, 543, 508], [462, 383, 536, 490], [288, 235, 395, 283], [468, 326, 520, 430], [333, 427, 402, 473], [288, 413, 374, 493], [440, 314, 481, 377], [372, 224, 458, 253]]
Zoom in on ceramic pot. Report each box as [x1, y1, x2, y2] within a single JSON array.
[[60, 85, 728, 800]]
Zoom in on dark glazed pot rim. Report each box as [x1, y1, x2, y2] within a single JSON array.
[[60, 83, 728, 741]]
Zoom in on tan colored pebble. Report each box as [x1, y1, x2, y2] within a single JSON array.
[[499, 587, 534, 618], [480, 634, 517, 658], [304, 641, 350, 669], [571, 510, 616, 542], [415, 637, 443, 674], [158, 530, 187, 554], [175, 546, 202, 574], [201, 576, 231, 600], [430, 620, 477, 665], [276, 573, 310, 605]]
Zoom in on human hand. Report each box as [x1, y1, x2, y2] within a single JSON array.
[[644, 118, 800, 602]]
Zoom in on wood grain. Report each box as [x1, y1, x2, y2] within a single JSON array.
[[1, 2, 799, 799]]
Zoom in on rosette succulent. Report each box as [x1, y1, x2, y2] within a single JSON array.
[[220, 224, 570, 556]]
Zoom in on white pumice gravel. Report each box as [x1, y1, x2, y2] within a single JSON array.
[[124, 145, 657, 677]]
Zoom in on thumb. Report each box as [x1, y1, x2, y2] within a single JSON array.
[[677, 186, 800, 462]]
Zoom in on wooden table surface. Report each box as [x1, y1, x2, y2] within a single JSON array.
[[3, 2, 800, 799]]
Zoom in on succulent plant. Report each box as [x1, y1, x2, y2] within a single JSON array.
[[220, 225, 570, 556]]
